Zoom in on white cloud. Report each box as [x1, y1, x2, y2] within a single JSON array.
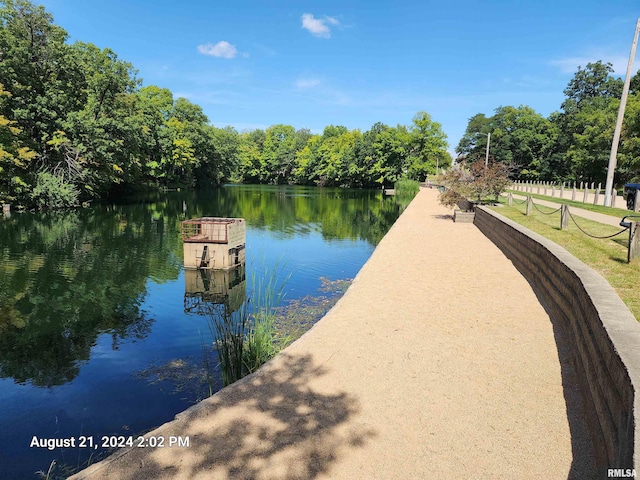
[[550, 54, 629, 75], [301, 13, 339, 38], [197, 41, 238, 59], [325, 16, 339, 26], [295, 77, 322, 90]]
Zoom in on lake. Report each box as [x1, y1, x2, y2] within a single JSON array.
[[0, 185, 408, 479]]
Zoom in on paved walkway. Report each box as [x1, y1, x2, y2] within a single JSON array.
[[72, 188, 595, 480]]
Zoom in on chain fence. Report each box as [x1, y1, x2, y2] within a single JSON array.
[[508, 193, 630, 239]]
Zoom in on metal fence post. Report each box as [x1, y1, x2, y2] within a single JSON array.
[[561, 204, 569, 230], [629, 221, 640, 263]]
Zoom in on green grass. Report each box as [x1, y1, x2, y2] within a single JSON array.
[[491, 198, 640, 320], [394, 178, 420, 199], [507, 189, 630, 217]]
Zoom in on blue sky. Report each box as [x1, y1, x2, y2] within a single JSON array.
[[40, 0, 639, 154]]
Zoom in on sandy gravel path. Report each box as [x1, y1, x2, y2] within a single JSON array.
[[72, 188, 595, 480]]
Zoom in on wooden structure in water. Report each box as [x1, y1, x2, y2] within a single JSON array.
[[183, 265, 246, 314], [181, 217, 246, 270]]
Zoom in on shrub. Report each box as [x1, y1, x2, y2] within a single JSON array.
[[437, 162, 510, 209], [29, 172, 79, 209]]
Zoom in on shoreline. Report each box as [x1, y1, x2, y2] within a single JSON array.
[[71, 188, 593, 479]]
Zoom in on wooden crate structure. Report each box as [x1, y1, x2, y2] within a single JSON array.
[[181, 217, 246, 269]]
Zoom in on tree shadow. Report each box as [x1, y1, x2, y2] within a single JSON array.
[[77, 353, 375, 480], [432, 214, 453, 221]]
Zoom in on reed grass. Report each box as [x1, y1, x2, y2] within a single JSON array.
[[394, 178, 420, 199], [209, 302, 247, 387], [241, 263, 291, 375], [206, 259, 292, 387]]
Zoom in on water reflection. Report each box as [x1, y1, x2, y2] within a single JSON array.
[[0, 185, 404, 389], [0, 185, 411, 479], [184, 266, 247, 315], [0, 206, 180, 387]]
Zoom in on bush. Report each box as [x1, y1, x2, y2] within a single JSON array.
[[436, 165, 474, 210], [29, 172, 79, 209], [437, 162, 510, 210]]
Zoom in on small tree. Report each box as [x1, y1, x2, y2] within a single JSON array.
[[481, 162, 511, 202], [437, 164, 474, 210], [437, 161, 510, 209]]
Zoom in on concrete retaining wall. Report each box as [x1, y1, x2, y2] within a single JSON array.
[[474, 206, 640, 471]]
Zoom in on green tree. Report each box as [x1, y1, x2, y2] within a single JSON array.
[[553, 62, 626, 183], [0, 0, 86, 175], [237, 130, 267, 183], [0, 83, 35, 202], [456, 113, 491, 159], [196, 126, 239, 187], [134, 85, 174, 182], [457, 106, 556, 180], [262, 124, 297, 184], [407, 111, 450, 179]]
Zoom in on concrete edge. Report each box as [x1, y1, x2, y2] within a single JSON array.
[[70, 189, 425, 479]]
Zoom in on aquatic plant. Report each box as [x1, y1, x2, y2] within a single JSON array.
[[208, 302, 248, 387], [241, 262, 291, 373], [206, 260, 291, 387], [394, 178, 420, 199]]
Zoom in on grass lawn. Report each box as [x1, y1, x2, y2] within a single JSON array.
[[490, 198, 640, 320], [506, 189, 630, 217]]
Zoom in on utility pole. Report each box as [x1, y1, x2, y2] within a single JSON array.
[[485, 132, 491, 167], [604, 18, 640, 207]]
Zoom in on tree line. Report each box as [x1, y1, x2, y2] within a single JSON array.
[[457, 61, 640, 186], [0, 0, 451, 208]]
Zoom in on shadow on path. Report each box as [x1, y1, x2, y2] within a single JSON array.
[[80, 353, 375, 480]]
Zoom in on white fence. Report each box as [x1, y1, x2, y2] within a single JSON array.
[[512, 181, 624, 208]]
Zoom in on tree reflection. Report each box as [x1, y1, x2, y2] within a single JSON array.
[[0, 205, 183, 387], [0, 186, 407, 387]]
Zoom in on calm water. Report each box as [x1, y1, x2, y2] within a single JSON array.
[[0, 185, 406, 479]]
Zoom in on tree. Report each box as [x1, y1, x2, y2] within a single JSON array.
[[57, 42, 139, 195], [0, 83, 35, 202], [196, 126, 239, 187], [437, 162, 510, 208], [261, 124, 297, 184], [134, 85, 174, 183], [553, 61, 627, 183], [456, 113, 491, 158], [562, 61, 623, 109], [0, 0, 81, 160], [457, 106, 557, 180], [237, 130, 266, 183], [407, 111, 450, 179]]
